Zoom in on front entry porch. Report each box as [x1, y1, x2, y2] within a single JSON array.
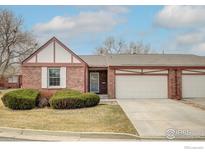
[[88, 69, 107, 95]]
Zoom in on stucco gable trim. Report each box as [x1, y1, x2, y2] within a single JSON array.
[[22, 37, 88, 66], [22, 37, 54, 64]]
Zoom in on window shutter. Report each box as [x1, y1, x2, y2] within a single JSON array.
[[41, 67, 47, 88], [60, 67, 66, 88]]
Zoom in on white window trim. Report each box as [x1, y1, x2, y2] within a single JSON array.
[[47, 68, 61, 88], [48, 85, 62, 89], [90, 72, 99, 93]]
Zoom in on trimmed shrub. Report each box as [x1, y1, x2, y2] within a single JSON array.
[[82, 93, 101, 107], [1, 89, 39, 110], [49, 89, 100, 109], [53, 89, 82, 97]]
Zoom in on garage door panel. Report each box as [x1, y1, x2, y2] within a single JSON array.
[[116, 76, 168, 98], [182, 75, 205, 98]]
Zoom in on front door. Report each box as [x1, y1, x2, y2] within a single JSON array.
[[99, 71, 107, 94], [90, 72, 99, 93]]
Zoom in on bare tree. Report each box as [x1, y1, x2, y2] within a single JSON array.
[[96, 36, 151, 55], [96, 37, 126, 55], [0, 9, 37, 77], [128, 41, 151, 54]]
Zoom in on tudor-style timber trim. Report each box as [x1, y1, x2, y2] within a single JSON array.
[[22, 37, 88, 66], [22, 37, 54, 64], [35, 54, 37, 63], [22, 63, 85, 67], [183, 73, 205, 75], [53, 40, 56, 63], [54, 37, 87, 65], [115, 73, 168, 76], [115, 68, 168, 75], [110, 66, 205, 69], [182, 69, 205, 75], [183, 69, 205, 73]]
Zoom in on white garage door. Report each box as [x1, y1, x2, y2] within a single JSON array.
[[182, 75, 205, 98], [116, 75, 168, 98]]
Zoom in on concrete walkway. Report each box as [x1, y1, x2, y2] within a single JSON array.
[[118, 99, 205, 139], [0, 127, 138, 141]]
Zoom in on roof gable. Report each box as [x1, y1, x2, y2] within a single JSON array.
[[22, 37, 87, 65]]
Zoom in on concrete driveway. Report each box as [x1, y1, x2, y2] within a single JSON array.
[[118, 99, 205, 138], [183, 98, 205, 109]]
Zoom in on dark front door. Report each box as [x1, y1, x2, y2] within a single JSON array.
[[99, 70, 107, 94], [89, 70, 107, 94]]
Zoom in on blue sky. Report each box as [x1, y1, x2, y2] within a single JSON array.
[[1, 5, 205, 55]]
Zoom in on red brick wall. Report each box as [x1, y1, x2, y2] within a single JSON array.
[[22, 65, 87, 93], [0, 77, 5, 88], [67, 66, 86, 92], [85, 66, 88, 92], [176, 69, 182, 100], [22, 65, 184, 100], [168, 69, 176, 99], [22, 66, 41, 89], [168, 69, 182, 99], [108, 67, 115, 98]]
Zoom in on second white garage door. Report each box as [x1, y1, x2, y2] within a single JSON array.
[[116, 75, 168, 98], [182, 75, 205, 98]]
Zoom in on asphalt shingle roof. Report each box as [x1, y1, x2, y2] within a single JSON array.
[[79, 54, 205, 67]]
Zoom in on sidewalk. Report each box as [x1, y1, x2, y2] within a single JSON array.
[[0, 127, 139, 141]]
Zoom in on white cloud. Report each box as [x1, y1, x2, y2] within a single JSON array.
[[154, 6, 205, 55], [34, 16, 75, 32], [175, 30, 205, 45], [161, 30, 205, 55], [155, 6, 205, 28], [103, 6, 129, 14], [192, 42, 205, 53], [33, 6, 128, 43]]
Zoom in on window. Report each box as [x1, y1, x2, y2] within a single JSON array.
[[90, 72, 99, 93], [8, 76, 18, 83], [48, 68, 60, 87]]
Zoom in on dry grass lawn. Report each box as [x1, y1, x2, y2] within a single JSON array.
[[0, 91, 136, 134]]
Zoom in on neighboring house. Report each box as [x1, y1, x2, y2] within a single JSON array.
[[6, 75, 22, 88], [22, 37, 205, 99], [0, 64, 22, 89], [0, 75, 22, 89]]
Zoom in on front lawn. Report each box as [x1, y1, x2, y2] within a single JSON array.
[[0, 91, 137, 134]]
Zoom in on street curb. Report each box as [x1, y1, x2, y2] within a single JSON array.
[[139, 136, 205, 141], [0, 127, 139, 141], [0, 127, 205, 141]]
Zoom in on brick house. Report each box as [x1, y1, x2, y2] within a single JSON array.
[[0, 75, 22, 89], [22, 37, 205, 99]]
